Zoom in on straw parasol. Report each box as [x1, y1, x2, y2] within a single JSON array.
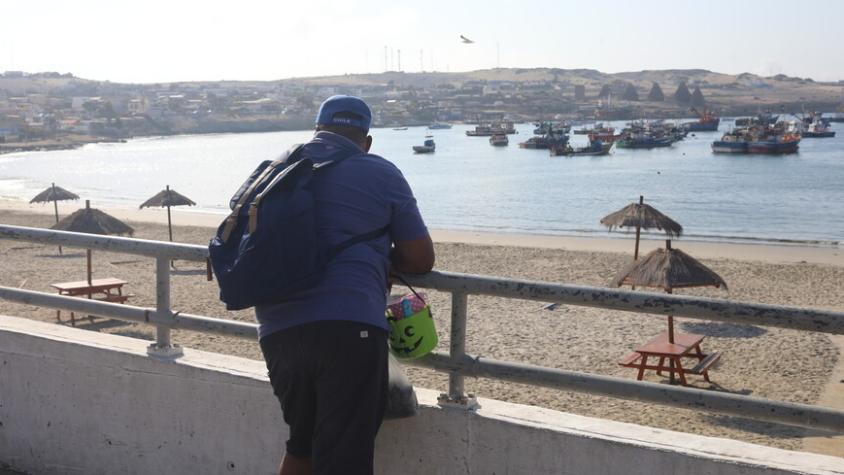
[[52, 200, 134, 284], [30, 183, 80, 254], [600, 195, 683, 260], [612, 239, 727, 344], [139, 185, 195, 242]]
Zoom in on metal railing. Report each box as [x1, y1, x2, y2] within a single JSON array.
[[1, 224, 844, 432]]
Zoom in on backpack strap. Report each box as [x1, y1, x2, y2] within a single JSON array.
[[246, 148, 365, 235], [325, 225, 389, 262], [220, 144, 304, 242]]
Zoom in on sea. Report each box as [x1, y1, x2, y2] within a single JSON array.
[[1, 120, 842, 246]]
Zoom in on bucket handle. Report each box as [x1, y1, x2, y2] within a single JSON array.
[[391, 274, 427, 305]]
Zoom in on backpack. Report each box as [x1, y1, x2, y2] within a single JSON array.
[[209, 143, 386, 310]]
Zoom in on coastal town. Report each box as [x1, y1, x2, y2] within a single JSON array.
[[2, 68, 843, 153]]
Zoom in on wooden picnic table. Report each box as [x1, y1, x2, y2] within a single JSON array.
[[51, 278, 130, 326], [618, 331, 720, 386]]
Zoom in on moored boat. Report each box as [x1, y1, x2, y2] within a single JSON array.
[[747, 134, 800, 154], [683, 108, 720, 132], [518, 134, 569, 149], [711, 132, 748, 154], [428, 122, 452, 130], [616, 135, 673, 149], [412, 138, 436, 154], [467, 121, 517, 136], [489, 133, 509, 146], [549, 140, 613, 157], [802, 118, 836, 138]]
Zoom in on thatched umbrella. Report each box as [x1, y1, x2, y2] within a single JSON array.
[[612, 240, 727, 344], [30, 183, 80, 254], [52, 200, 134, 284], [139, 185, 195, 242], [600, 195, 683, 260]]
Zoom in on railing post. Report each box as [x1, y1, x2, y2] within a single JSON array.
[[147, 256, 182, 357], [438, 291, 478, 408]]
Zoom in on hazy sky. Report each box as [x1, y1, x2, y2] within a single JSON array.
[[4, 0, 843, 83]]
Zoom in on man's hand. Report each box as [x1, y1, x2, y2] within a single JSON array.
[[391, 235, 435, 274]]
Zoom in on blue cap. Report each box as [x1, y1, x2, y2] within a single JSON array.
[[315, 95, 372, 131]]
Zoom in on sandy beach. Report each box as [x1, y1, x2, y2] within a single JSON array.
[[1, 200, 842, 456]]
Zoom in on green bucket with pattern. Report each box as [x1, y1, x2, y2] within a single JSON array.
[[387, 305, 437, 359]]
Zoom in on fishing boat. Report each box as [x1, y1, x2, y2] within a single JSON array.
[[489, 133, 509, 146], [573, 123, 603, 135], [711, 132, 748, 154], [549, 141, 613, 157], [588, 129, 623, 143], [467, 121, 517, 136], [616, 134, 673, 149], [412, 137, 436, 154], [802, 118, 836, 138], [747, 134, 800, 154], [392, 126, 408, 131], [533, 121, 570, 135], [428, 122, 452, 130], [683, 108, 720, 132], [735, 113, 778, 127], [518, 133, 569, 149]]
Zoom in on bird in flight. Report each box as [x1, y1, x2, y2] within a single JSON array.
[[460, 35, 475, 44]]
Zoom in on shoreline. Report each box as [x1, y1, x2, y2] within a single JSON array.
[[3, 198, 842, 266]]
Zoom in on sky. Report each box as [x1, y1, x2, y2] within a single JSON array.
[[3, 0, 844, 83]]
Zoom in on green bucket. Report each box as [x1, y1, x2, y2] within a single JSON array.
[[387, 306, 438, 359]]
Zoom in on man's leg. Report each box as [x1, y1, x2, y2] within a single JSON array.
[[311, 321, 388, 475], [261, 326, 318, 475], [279, 453, 312, 475]]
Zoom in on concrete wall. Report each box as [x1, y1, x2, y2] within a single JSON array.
[[1, 315, 843, 475]]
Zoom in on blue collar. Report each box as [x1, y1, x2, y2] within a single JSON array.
[[313, 130, 366, 153]]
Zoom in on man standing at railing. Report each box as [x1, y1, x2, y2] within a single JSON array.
[[257, 95, 434, 475]]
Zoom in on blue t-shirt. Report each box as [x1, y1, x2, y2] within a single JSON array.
[[255, 131, 429, 339]]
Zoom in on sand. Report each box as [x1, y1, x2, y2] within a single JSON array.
[[1, 201, 843, 456]]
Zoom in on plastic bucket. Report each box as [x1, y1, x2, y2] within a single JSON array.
[[387, 306, 437, 358]]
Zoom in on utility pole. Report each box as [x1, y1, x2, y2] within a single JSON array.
[[384, 46, 388, 72], [496, 42, 500, 68]]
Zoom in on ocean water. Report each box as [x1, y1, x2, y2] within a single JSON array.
[[1, 121, 842, 245]]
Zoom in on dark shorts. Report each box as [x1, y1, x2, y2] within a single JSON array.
[[260, 320, 388, 475]]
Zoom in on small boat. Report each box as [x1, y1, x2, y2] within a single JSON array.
[[550, 141, 613, 157], [616, 135, 673, 149], [735, 113, 778, 127], [711, 132, 748, 154], [489, 133, 509, 146], [573, 123, 602, 135], [518, 134, 569, 149], [392, 126, 408, 131], [468, 121, 517, 136], [427, 122, 452, 130], [683, 108, 720, 132], [588, 129, 623, 143], [802, 118, 836, 138], [534, 121, 570, 135], [412, 138, 436, 154]]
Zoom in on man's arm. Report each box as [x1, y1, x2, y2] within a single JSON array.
[[391, 235, 435, 274]]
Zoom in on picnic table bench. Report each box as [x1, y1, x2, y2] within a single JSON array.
[[619, 331, 720, 386], [51, 278, 131, 326]]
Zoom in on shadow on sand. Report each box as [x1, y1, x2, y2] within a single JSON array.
[[680, 322, 768, 339]]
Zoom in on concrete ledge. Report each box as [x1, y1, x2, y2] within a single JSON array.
[[1, 315, 842, 475]]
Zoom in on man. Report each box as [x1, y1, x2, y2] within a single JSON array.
[[257, 95, 434, 475]]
